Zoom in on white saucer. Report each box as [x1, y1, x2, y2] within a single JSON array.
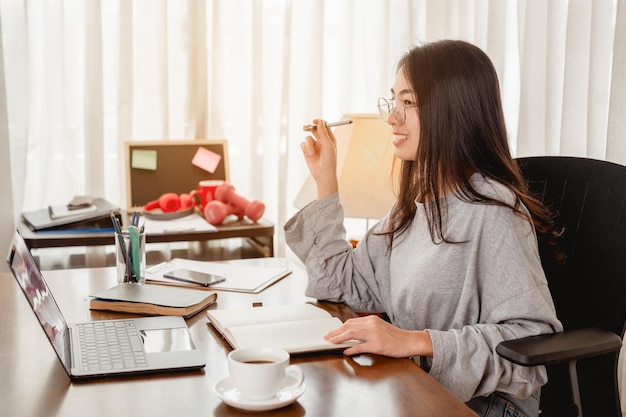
[[214, 374, 305, 412]]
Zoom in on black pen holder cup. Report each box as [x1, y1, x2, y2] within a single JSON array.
[[115, 230, 146, 285]]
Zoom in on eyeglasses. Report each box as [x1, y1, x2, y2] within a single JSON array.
[[377, 97, 418, 124]]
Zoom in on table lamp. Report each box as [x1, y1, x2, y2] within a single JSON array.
[[293, 114, 397, 222]]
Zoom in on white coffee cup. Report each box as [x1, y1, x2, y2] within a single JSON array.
[[227, 347, 304, 401]]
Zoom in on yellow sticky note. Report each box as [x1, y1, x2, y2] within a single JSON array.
[[191, 147, 221, 173], [131, 149, 158, 170]]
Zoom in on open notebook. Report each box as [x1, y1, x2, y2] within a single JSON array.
[[207, 304, 358, 354]]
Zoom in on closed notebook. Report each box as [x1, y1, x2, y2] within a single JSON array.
[[146, 257, 292, 294], [90, 284, 217, 318], [22, 198, 121, 231], [206, 304, 358, 354]]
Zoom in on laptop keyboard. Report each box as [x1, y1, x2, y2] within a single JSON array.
[[76, 320, 148, 372]]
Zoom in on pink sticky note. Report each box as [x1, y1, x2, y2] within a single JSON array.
[[191, 147, 222, 173]]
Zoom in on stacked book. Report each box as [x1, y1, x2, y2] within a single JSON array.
[[21, 197, 121, 232]]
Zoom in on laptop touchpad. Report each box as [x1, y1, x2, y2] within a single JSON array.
[[141, 328, 195, 353]]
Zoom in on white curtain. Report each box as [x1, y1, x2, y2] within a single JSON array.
[[1, 0, 625, 410], [1, 0, 625, 253]]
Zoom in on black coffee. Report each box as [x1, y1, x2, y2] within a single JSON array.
[[243, 360, 276, 364]]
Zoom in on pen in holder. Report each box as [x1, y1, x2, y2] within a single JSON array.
[[112, 212, 146, 285]]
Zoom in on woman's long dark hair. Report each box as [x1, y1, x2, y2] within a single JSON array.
[[381, 40, 560, 254]]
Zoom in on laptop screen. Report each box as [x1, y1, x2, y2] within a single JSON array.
[[6, 230, 72, 373]]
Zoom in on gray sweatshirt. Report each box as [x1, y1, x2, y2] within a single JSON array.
[[284, 174, 562, 402]]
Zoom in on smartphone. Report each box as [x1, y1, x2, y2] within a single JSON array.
[[163, 269, 226, 287]]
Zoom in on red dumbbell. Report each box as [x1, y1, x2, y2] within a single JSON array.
[[203, 200, 244, 225], [215, 182, 265, 222]]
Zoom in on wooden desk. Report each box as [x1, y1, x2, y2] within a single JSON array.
[[0, 264, 478, 417], [19, 216, 274, 258]]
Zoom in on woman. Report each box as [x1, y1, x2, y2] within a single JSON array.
[[284, 40, 563, 417]]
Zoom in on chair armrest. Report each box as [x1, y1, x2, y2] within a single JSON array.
[[496, 327, 622, 366]]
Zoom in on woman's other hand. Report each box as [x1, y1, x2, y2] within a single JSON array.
[[324, 314, 434, 358]]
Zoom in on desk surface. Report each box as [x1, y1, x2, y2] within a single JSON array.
[[0, 263, 478, 417]]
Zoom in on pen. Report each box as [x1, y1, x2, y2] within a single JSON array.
[[111, 212, 131, 281], [130, 211, 139, 227], [110, 212, 121, 235], [304, 119, 353, 132], [129, 225, 141, 282]]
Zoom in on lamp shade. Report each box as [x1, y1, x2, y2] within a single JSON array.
[[294, 114, 397, 219]]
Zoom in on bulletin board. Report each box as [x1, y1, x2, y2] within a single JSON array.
[[125, 140, 230, 210]]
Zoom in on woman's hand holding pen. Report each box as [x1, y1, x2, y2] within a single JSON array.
[[324, 314, 434, 359], [301, 119, 339, 199]]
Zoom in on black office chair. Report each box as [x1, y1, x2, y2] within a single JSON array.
[[496, 156, 626, 417]]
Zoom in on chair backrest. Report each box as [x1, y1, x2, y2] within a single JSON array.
[[517, 156, 626, 417]]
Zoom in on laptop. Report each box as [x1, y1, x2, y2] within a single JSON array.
[[6, 229, 206, 379]]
